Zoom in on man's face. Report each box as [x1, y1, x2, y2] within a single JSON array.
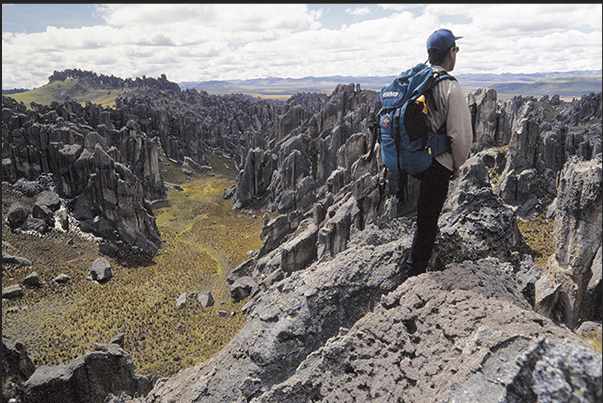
[[449, 44, 458, 71]]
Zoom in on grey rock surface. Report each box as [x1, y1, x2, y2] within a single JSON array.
[[23, 343, 157, 403], [536, 154, 602, 328], [2, 336, 36, 403], [146, 231, 412, 402], [90, 257, 113, 282], [6, 202, 30, 229], [438, 187, 523, 265], [2, 284, 23, 299], [198, 291, 215, 309], [256, 259, 601, 403]]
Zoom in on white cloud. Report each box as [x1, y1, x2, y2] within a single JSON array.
[[346, 7, 371, 16], [426, 4, 601, 33], [2, 4, 602, 89]]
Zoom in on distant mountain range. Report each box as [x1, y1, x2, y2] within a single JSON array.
[[4, 70, 601, 102], [180, 70, 602, 100]]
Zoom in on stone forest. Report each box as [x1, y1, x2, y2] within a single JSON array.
[[2, 69, 602, 402]]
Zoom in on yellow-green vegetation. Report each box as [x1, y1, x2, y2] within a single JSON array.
[[6, 78, 132, 109], [485, 145, 508, 189], [515, 213, 555, 269], [578, 331, 603, 354], [485, 145, 554, 269], [1, 153, 262, 376]]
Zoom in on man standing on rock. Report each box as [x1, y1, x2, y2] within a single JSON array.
[[403, 29, 473, 276]]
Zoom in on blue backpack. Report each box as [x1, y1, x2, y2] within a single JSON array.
[[377, 63, 454, 177]]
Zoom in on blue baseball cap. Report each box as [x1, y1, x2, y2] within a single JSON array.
[[427, 29, 462, 52]]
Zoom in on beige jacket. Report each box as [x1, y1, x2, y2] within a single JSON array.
[[427, 65, 473, 173]]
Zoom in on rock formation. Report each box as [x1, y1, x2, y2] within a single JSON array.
[[23, 343, 158, 403], [2, 96, 163, 257], [2, 336, 36, 402], [144, 225, 601, 403], [144, 86, 600, 403], [3, 70, 601, 402], [2, 72, 280, 258], [535, 154, 602, 328], [257, 259, 601, 403]]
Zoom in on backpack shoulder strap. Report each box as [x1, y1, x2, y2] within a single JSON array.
[[424, 70, 457, 133], [431, 70, 456, 88]]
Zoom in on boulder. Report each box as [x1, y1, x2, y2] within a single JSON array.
[[2, 284, 23, 299], [32, 203, 55, 228], [226, 258, 254, 285], [2, 252, 33, 267], [198, 291, 215, 309], [90, 257, 113, 282], [23, 272, 41, 288], [35, 190, 61, 212], [19, 217, 49, 234], [176, 293, 187, 309], [6, 202, 31, 229], [53, 274, 70, 284], [230, 276, 259, 303], [23, 343, 156, 403]]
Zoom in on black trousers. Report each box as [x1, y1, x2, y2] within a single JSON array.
[[408, 159, 452, 271]]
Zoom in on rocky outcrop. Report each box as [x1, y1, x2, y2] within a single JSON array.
[[3, 71, 284, 256], [232, 83, 379, 216], [2, 336, 37, 402], [150, 87, 600, 403], [535, 154, 602, 328], [144, 222, 600, 402], [5, 71, 602, 403], [2, 96, 163, 257], [438, 187, 523, 265], [23, 343, 158, 403], [47, 69, 181, 94], [112, 90, 281, 170], [257, 259, 601, 403], [71, 144, 162, 255], [472, 92, 603, 218]]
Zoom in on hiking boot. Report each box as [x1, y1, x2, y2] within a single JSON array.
[[402, 260, 426, 278]]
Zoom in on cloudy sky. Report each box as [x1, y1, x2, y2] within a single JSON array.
[[2, 3, 602, 90]]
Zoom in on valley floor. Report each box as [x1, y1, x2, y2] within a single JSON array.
[[2, 154, 263, 376]]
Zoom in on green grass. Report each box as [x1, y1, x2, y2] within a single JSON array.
[[578, 331, 602, 354], [516, 213, 555, 269], [2, 154, 262, 377], [5, 78, 132, 109]]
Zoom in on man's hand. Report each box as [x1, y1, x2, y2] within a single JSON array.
[[452, 167, 460, 180]]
